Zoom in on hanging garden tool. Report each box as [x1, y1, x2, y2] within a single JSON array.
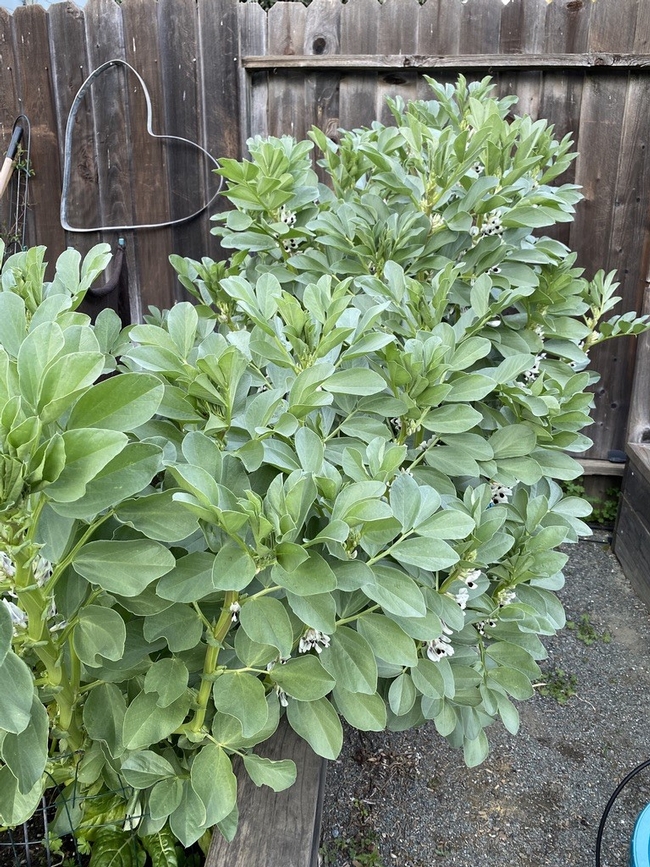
[[0, 116, 31, 255]]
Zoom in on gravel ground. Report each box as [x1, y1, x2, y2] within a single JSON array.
[[320, 530, 650, 867]]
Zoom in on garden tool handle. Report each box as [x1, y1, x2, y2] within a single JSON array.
[[0, 125, 24, 200]]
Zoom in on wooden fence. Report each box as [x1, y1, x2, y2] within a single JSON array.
[[1, 0, 650, 463]]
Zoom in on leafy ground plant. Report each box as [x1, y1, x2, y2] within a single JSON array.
[[0, 77, 648, 864]]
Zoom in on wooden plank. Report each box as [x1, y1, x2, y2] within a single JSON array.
[[302, 0, 341, 181], [613, 443, 650, 610], [0, 8, 22, 252], [206, 718, 327, 867], [84, 0, 141, 322], [122, 0, 176, 314], [48, 1, 114, 317], [373, 0, 419, 127], [157, 0, 206, 301], [242, 53, 650, 70], [339, 0, 379, 131], [543, 0, 592, 55], [267, 2, 307, 140], [569, 73, 628, 459], [239, 1, 268, 145], [11, 5, 66, 271], [626, 280, 650, 445], [499, 0, 547, 55], [197, 0, 241, 264], [576, 458, 625, 477], [587, 0, 638, 54], [459, 0, 502, 57]]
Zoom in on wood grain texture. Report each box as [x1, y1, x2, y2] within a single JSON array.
[[0, 8, 20, 249], [206, 718, 327, 867], [268, 3, 308, 140], [198, 0, 240, 264], [11, 5, 66, 272], [122, 0, 176, 313], [303, 0, 341, 182], [626, 282, 650, 445], [239, 1, 268, 144], [613, 445, 650, 611], [339, 0, 379, 131], [373, 0, 419, 128]]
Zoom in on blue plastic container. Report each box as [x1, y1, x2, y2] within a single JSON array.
[[631, 803, 650, 867]]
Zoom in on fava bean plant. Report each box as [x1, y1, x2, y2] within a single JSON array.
[[0, 77, 646, 864]]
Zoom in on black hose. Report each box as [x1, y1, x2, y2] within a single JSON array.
[[595, 758, 650, 866], [88, 238, 126, 298]]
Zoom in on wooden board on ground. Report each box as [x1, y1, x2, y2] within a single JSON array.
[[207, 718, 327, 867], [613, 443, 650, 611]]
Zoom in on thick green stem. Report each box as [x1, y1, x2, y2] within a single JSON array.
[[189, 591, 237, 733]]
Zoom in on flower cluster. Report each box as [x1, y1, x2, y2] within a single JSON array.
[[299, 628, 331, 654], [490, 481, 513, 506], [426, 624, 455, 661]]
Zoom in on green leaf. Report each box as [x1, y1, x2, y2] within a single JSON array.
[[271, 551, 337, 596], [169, 781, 207, 848], [121, 751, 176, 790], [0, 767, 44, 827], [17, 320, 64, 408], [319, 626, 377, 695], [190, 745, 238, 826], [490, 425, 536, 459], [38, 351, 104, 422], [286, 696, 343, 760], [73, 605, 126, 666], [148, 778, 183, 821], [67, 373, 164, 431], [389, 472, 421, 532], [323, 368, 386, 396], [115, 491, 200, 543], [144, 658, 189, 708], [142, 603, 203, 652], [532, 448, 583, 481], [0, 651, 33, 734], [285, 591, 337, 634], [364, 565, 427, 618], [82, 683, 127, 758], [88, 828, 146, 867], [239, 597, 294, 658], [423, 404, 483, 434], [415, 509, 475, 539], [390, 535, 460, 571], [388, 673, 416, 716], [332, 686, 387, 731], [357, 614, 418, 667], [123, 692, 190, 751], [211, 694, 280, 750], [46, 429, 128, 502], [142, 827, 179, 867], [0, 292, 26, 357], [212, 672, 269, 738], [212, 542, 257, 591], [157, 552, 217, 603], [445, 373, 495, 403], [269, 655, 335, 701], [1, 695, 48, 793], [488, 666, 534, 700], [410, 658, 446, 698], [73, 540, 176, 596], [463, 730, 490, 768], [243, 754, 298, 793], [0, 599, 12, 666], [52, 443, 162, 520]]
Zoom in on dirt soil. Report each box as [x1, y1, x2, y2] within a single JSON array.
[[320, 531, 650, 867]]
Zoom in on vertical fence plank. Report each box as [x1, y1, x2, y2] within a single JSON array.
[[121, 0, 176, 313], [303, 0, 341, 175], [158, 0, 206, 299], [11, 5, 66, 269], [373, 0, 419, 127], [239, 1, 268, 145], [48, 2, 105, 287], [198, 0, 241, 262], [84, 0, 141, 321], [0, 9, 21, 250], [339, 0, 379, 131], [267, 2, 307, 141]]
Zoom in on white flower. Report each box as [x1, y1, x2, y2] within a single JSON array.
[[0, 552, 16, 579], [229, 601, 241, 623], [490, 481, 513, 506], [426, 636, 454, 661], [464, 568, 481, 590], [455, 587, 469, 610], [2, 599, 27, 629], [497, 589, 516, 608], [279, 205, 296, 227], [480, 211, 503, 237], [33, 556, 52, 586], [299, 628, 331, 654], [523, 352, 546, 383], [276, 686, 289, 707], [487, 318, 501, 328]]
